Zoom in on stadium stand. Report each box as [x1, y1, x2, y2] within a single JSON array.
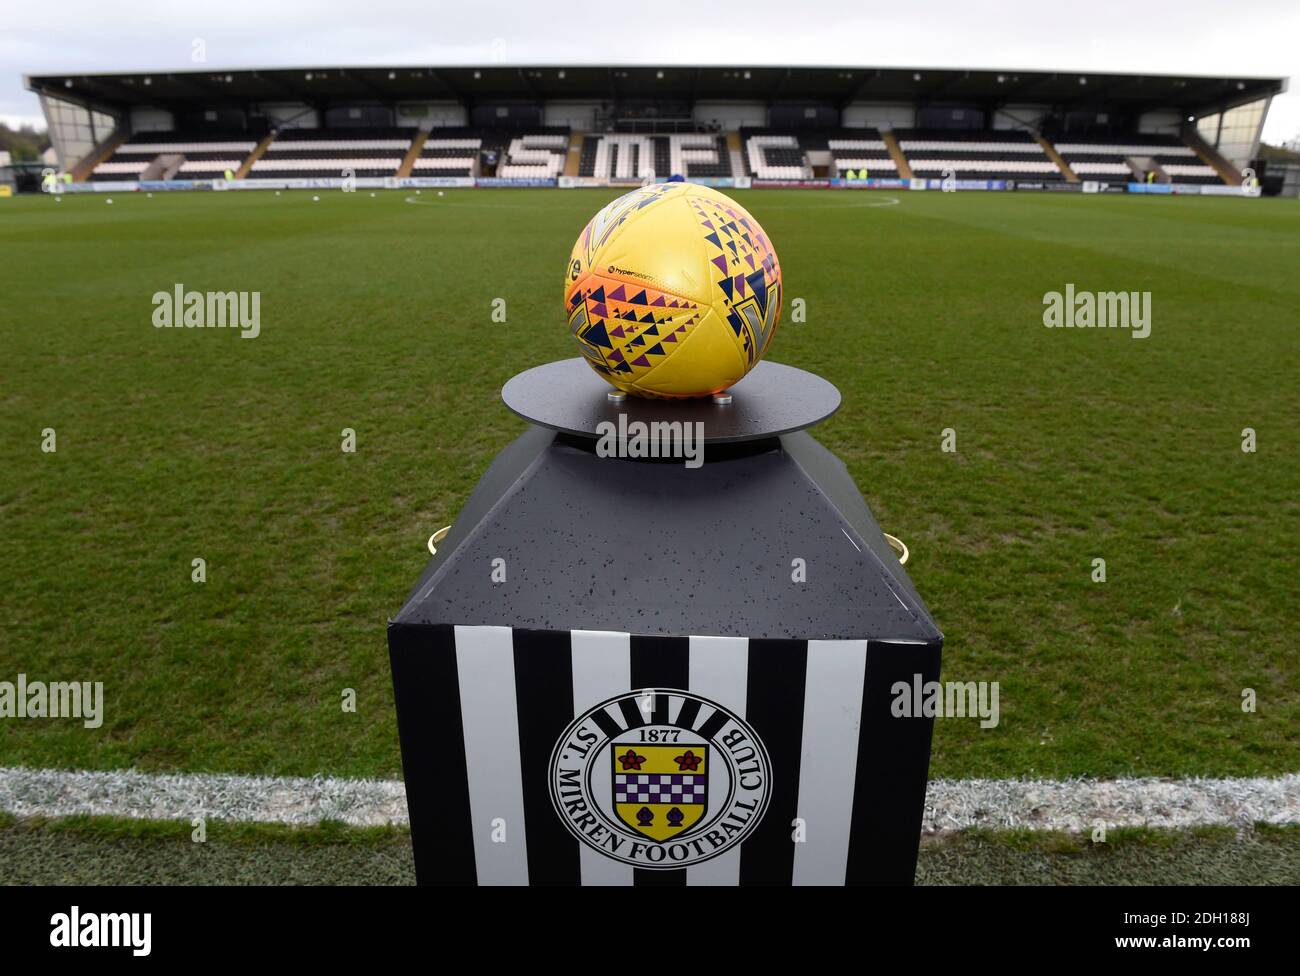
[[591, 134, 650, 180], [90, 131, 258, 182], [414, 129, 484, 177], [498, 132, 567, 179], [39, 67, 1277, 193], [825, 130, 896, 177], [666, 134, 731, 178], [1051, 133, 1225, 185], [249, 127, 416, 180], [575, 133, 730, 180], [894, 129, 1063, 181], [80, 124, 1232, 189], [741, 130, 810, 180], [742, 128, 906, 179], [411, 127, 569, 178]]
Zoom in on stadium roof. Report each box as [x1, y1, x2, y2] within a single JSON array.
[[26, 64, 1287, 117]]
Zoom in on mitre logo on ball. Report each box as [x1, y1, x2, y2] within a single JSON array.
[[565, 182, 782, 398]]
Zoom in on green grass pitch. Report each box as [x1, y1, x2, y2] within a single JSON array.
[[1, 187, 1297, 782], [2, 813, 1297, 885]]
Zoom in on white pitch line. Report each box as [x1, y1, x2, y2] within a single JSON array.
[[0, 767, 408, 828], [402, 194, 556, 210], [754, 195, 901, 210], [1, 767, 1297, 832], [922, 774, 1300, 832]]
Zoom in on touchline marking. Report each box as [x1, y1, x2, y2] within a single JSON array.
[[0, 767, 409, 827], [755, 195, 901, 210], [923, 775, 1300, 832], [402, 194, 559, 210], [1, 767, 1297, 832]]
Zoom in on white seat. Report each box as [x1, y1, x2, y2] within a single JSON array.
[[118, 141, 257, 154], [834, 158, 896, 171], [265, 139, 412, 152], [251, 157, 403, 171], [1069, 161, 1135, 175], [1055, 143, 1194, 156], [908, 159, 1060, 174], [413, 157, 475, 170]]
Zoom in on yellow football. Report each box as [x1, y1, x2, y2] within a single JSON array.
[[565, 182, 782, 398]]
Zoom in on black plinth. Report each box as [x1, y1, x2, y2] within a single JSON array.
[[501, 358, 841, 443], [389, 360, 942, 887]]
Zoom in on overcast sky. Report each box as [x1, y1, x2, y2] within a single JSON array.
[[3, 1, 1296, 143]]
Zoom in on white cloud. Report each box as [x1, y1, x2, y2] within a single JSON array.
[[2, 0, 1295, 142]]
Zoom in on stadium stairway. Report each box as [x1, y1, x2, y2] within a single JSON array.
[[564, 132, 584, 176], [1141, 157, 1170, 183], [881, 131, 913, 179], [70, 131, 127, 182], [1035, 133, 1078, 182], [396, 129, 429, 178], [141, 154, 184, 181], [235, 134, 276, 179], [726, 131, 744, 180], [1182, 128, 1242, 185]]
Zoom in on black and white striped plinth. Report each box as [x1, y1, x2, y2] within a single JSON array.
[[388, 362, 942, 885]]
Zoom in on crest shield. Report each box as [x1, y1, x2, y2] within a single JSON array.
[[610, 743, 709, 841]]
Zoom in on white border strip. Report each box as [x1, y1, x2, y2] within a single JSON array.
[[454, 625, 529, 885], [2, 767, 1297, 833], [686, 635, 749, 886], [793, 640, 868, 885], [569, 630, 634, 886]]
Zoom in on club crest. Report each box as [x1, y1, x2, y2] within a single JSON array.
[[612, 742, 708, 841], [548, 689, 772, 869]]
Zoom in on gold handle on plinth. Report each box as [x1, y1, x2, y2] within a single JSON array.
[[427, 525, 451, 556], [883, 532, 909, 565]]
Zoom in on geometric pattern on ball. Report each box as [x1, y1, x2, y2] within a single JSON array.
[[565, 181, 782, 398]]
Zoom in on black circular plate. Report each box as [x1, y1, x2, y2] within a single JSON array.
[[501, 358, 840, 443]]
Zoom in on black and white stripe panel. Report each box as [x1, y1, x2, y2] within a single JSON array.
[[390, 623, 937, 886]]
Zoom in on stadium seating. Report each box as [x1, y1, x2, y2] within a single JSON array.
[[413, 127, 568, 178], [894, 129, 1063, 182], [740, 128, 905, 180], [575, 133, 731, 181], [1051, 133, 1224, 185], [1157, 162, 1225, 184], [414, 129, 483, 177], [825, 130, 896, 177], [90, 131, 258, 182], [585, 134, 652, 180], [249, 127, 416, 179], [83, 122, 1226, 188], [666, 134, 731, 178], [740, 131, 810, 180], [498, 132, 568, 180]]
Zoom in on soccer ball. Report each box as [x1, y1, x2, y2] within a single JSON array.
[[565, 182, 781, 398]]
